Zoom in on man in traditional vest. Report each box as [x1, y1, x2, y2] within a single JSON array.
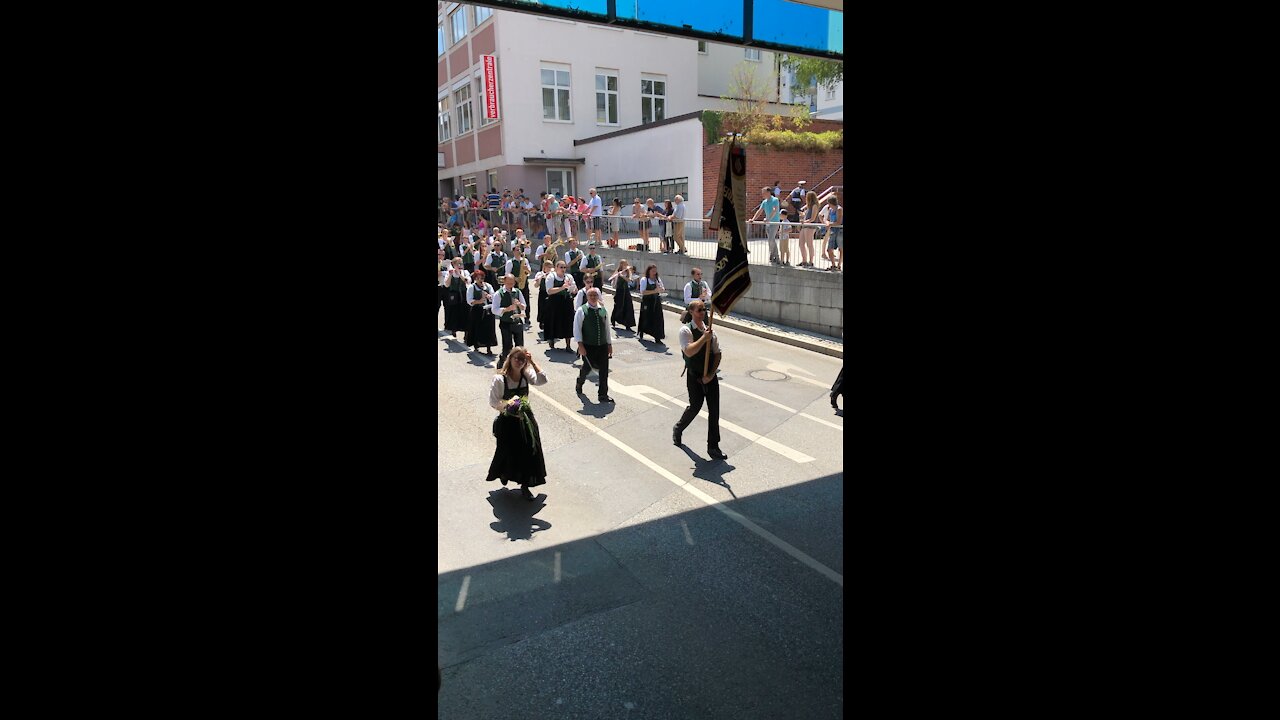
[[483, 244, 509, 290], [573, 287, 614, 403], [578, 240, 604, 289], [505, 245, 533, 329], [673, 299, 726, 460], [682, 267, 713, 306], [491, 273, 528, 369], [564, 237, 585, 291]]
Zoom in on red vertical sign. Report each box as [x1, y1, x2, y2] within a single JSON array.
[[483, 55, 499, 120]]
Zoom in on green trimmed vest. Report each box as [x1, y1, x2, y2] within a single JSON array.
[[498, 289, 520, 325], [581, 305, 608, 346], [471, 285, 487, 304], [585, 254, 601, 274], [690, 280, 706, 299], [462, 252, 475, 272], [567, 249, 582, 268], [683, 323, 709, 372]]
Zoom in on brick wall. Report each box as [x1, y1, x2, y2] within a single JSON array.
[[703, 143, 844, 215]]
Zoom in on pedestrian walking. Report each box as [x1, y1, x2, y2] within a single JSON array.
[[564, 238, 585, 290], [830, 367, 843, 409], [532, 260, 554, 332], [442, 258, 469, 336], [485, 347, 548, 500], [749, 186, 783, 264], [573, 272, 604, 312], [578, 241, 604, 289]]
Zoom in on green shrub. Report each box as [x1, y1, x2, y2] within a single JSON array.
[[741, 129, 843, 151]]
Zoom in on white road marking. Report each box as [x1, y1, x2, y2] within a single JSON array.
[[455, 575, 471, 612], [720, 382, 843, 431], [554, 550, 562, 583], [680, 520, 695, 545], [608, 381, 814, 463], [714, 416, 814, 463], [529, 387, 843, 587]]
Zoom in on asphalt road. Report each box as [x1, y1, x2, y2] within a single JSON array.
[[437, 301, 844, 720]]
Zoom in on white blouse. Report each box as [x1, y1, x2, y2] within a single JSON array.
[[489, 367, 548, 411], [639, 277, 665, 293]]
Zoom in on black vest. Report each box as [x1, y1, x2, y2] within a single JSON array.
[[498, 289, 520, 324], [683, 323, 711, 371]]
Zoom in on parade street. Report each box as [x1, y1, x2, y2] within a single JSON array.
[[437, 309, 844, 720]]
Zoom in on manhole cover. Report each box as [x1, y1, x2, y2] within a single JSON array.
[[750, 369, 788, 381]]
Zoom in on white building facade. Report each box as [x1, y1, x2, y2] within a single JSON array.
[[438, 3, 821, 220]]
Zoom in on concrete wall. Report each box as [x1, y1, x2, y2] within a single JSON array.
[[591, 247, 843, 339]]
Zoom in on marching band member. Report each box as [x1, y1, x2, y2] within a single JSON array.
[[636, 263, 666, 344], [491, 273, 528, 369], [608, 260, 636, 331], [572, 287, 614, 404], [682, 267, 713, 306], [543, 260, 577, 351], [464, 269, 497, 356]]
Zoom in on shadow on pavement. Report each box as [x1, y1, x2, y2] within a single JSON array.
[[541, 347, 577, 364], [682, 447, 737, 499], [486, 488, 551, 541], [439, 473, 844, 719]]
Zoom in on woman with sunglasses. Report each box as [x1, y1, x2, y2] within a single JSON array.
[[486, 347, 548, 500]]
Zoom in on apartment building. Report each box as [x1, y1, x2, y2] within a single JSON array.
[[438, 3, 821, 221]]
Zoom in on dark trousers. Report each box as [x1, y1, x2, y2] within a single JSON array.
[[498, 322, 524, 367], [577, 343, 609, 398], [676, 374, 720, 447]]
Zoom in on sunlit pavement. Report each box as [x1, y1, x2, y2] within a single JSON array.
[[437, 306, 844, 720]]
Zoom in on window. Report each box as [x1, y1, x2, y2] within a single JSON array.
[[438, 26, 445, 57], [745, 48, 760, 61], [697, 41, 707, 54], [454, 83, 473, 136], [546, 169, 575, 198], [475, 6, 492, 24], [595, 69, 618, 125], [451, 8, 467, 44], [540, 65, 571, 122], [476, 77, 494, 126], [825, 84, 836, 100], [641, 75, 666, 124], [462, 177, 477, 201], [488, 170, 498, 192], [438, 95, 451, 142]]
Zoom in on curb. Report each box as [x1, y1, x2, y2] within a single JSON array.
[[600, 285, 843, 359]]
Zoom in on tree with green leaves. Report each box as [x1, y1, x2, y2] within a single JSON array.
[[782, 56, 843, 94]]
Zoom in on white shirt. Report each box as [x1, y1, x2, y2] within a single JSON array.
[[679, 322, 721, 357], [573, 303, 613, 345], [505, 257, 530, 278], [639, 277, 664, 294], [467, 282, 495, 304], [683, 279, 713, 305], [588, 195, 603, 217], [489, 368, 548, 411], [546, 272, 576, 295], [490, 287, 527, 316], [575, 287, 606, 310]]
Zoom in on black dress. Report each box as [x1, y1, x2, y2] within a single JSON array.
[[830, 368, 843, 402], [536, 273, 549, 328], [443, 272, 469, 333], [637, 277, 665, 341], [464, 284, 498, 350], [486, 374, 546, 488], [544, 274, 575, 343], [612, 272, 636, 329]]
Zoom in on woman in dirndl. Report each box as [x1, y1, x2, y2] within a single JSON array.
[[442, 257, 469, 337], [533, 260, 553, 332], [609, 259, 636, 331], [486, 346, 548, 500], [636, 263, 665, 343], [542, 260, 577, 351], [464, 269, 498, 355]]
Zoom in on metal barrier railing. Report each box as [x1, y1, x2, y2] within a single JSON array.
[[438, 209, 844, 271]]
